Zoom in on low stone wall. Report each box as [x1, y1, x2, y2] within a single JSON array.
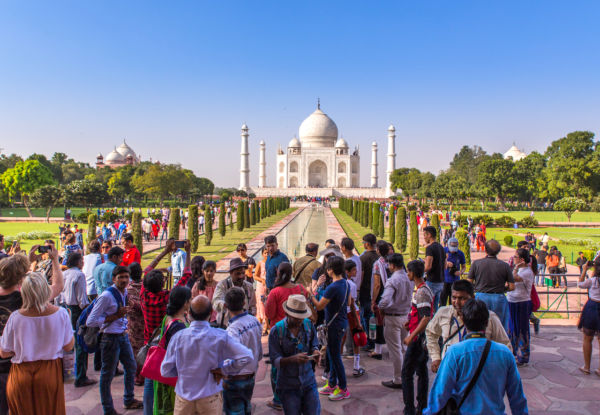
[[251, 186, 387, 198]]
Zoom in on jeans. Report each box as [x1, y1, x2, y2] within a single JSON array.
[[67, 305, 89, 384], [426, 281, 444, 312], [143, 378, 154, 415], [536, 264, 546, 285], [223, 375, 255, 415], [99, 333, 137, 414], [475, 292, 511, 334], [270, 365, 281, 405], [401, 337, 429, 415], [326, 325, 347, 390], [277, 382, 321, 415]]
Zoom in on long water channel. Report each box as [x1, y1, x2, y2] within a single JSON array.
[[253, 204, 330, 262]]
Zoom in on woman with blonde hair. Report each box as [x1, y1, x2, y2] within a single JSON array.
[[0, 272, 73, 415]]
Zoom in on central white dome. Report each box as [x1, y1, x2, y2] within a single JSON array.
[[298, 108, 338, 148]]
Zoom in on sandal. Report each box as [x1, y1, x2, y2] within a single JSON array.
[[579, 367, 591, 375], [595, 369, 600, 377]]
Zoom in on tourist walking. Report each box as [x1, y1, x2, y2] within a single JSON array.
[[359, 234, 379, 351], [534, 245, 548, 286], [310, 256, 352, 401], [213, 258, 257, 327], [577, 258, 600, 376], [0, 272, 74, 415], [83, 240, 103, 300], [292, 243, 320, 290], [62, 252, 96, 387], [94, 247, 125, 295], [86, 265, 143, 414], [422, 226, 446, 311], [121, 233, 141, 267], [266, 263, 312, 328], [160, 295, 253, 415], [467, 240, 515, 333], [264, 235, 290, 291], [402, 260, 433, 415], [425, 280, 511, 372], [224, 287, 263, 415], [424, 299, 528, 415], [545, 246, 560, 288], [508, 248, 534, 366], [253, 247, 269, 332], [440, 237, 465, 307], [378, 253, 412, 389], [268, 294, 321, 415]]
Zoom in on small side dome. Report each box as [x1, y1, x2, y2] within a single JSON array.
[[106, 148, 125, 162], [96, 153, 103, 159], [388, 124, 395, 131], [335, 138, 348, 148], [288, 136, 301, 148]]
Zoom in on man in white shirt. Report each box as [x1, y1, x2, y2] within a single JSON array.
[[341, 237, 362, 289], [161, 295, 253, 414], [82, 240, 103, 300], [224, 287, 263, 415]]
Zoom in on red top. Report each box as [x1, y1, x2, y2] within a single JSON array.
[[265, 284, 308, 328], [121, 246, 141, 266], [140, 266, 191, 343]]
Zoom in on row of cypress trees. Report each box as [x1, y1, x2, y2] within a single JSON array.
[[338, 198, 413, 258]]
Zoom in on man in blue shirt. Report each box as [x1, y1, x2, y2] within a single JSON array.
[[441, 237, 466, 307], [264, 235, 289, 290], [86, 265, 143, 414], [424, 299, 528, 415], [93, 247, 124, 295]]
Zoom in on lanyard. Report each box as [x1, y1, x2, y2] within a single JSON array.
[[451, 316, 467, 342]]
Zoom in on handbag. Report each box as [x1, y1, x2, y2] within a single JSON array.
[[136, 324, 162, 368], [530, 284, 540, 312], [316, 281, 348, 347], [436, 339, 491, 415], [140, 319, 180, 387]]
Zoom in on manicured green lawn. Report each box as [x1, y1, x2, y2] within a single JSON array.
[[140, 208, 296, 267], [0, 222, 89, 253], [461, 210, 600, 223], [0, 207, 89, 218]]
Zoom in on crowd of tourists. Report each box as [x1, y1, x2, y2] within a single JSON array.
[[1, 204, 599, 415]]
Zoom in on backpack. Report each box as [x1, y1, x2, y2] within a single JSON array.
[[76, 286, 126, 353]]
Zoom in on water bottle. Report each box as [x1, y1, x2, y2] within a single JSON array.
[[63, 349, 75, 383], [368, 316, 377, 340]]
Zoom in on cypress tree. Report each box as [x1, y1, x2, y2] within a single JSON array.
[[362, 201, 368, 227], [243, 201, 250, 228], [228, 208, 234, 231], [372, 203, 379, 236], [409, 210, 419, 260], [396, 206, 407, 252], [389, 207, 395, 245], [431, 214, 440, 243], [205, 208, 213, 245], [188, 205, 199, 252], [368, 202, 373, 229], [168, 208, 180, 239], [456, 228, 471, 266], [250, 201, 256, 226], [86, 213, 97, 253], [378, 206, 385, 239], [218, 206, 226, 238], [237, 203, 244, 231], [132, 212, 143, 256]]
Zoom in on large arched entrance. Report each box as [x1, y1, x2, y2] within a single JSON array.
[[308, 160, 328, 187]]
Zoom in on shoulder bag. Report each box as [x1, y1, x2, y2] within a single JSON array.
[[316, 281, 349, 347], [140, 318, 180, 387], [436, 339, 491, 415]]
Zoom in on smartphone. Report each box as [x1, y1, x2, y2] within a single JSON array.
[[38, 246, 51, 254], [175, 240, 185, 248]]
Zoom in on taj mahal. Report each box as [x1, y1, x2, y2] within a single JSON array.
[[240, 102, 395, 198]]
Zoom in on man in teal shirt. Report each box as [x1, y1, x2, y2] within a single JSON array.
[[264, 235, 289, 290], [93, 247, 125, 294], [424, 299, 528, 415]]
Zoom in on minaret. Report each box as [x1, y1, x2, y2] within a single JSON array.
[[371, 141, 378, 188], [239, 124, 250, 191], [258, 140, 266, 188], [386, 125, 396, 197]]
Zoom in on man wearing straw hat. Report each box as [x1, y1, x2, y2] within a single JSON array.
[[269, 294, 321, 414]]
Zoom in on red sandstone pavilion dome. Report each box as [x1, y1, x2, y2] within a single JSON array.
[[96, 139, 141, 168]]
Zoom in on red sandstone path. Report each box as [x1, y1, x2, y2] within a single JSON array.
[[65, 205, 600, 415]]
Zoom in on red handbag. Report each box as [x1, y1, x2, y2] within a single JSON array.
[[140, 319, 179, 387], [530, 285, 540, 312]]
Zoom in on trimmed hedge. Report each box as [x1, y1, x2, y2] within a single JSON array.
[[389, 207, 395, 245], [189, 205, 199, 252], [409, 210, 419, 260], [205, 208, 213, 245], [396, 206, 407, 252], [132, 212, 143, 255], [168, 209, 180, 239], [86, 214, 97, 252], [456, 228, 471, 266], [218, 206, 226, 238]]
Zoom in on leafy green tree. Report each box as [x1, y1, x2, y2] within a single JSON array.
[[64, 179, 109, 208], [132, 212, 143, 255], [447, 145, 489, 186], [107, 170, 133, 202], [188, 205, 199, 252], [169, 209, 181, 239], [476, 157, 516, 205], [30, 184, 64, 222], [1, 160, 55, 216], [396, 206, 407, 252], [544, 131, 600, 201], [205, 207, 213, 245], [554, 197, 587, 222], [218, 206, 226, 237], [431, 172, 467, 208], [409, 210, 419, 260]]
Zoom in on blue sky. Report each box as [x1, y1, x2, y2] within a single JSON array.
[[1, 1, 599, 187]]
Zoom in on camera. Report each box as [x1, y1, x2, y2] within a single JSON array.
[[38, 246, 51, 254], [174, 240, 186, 248]]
